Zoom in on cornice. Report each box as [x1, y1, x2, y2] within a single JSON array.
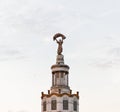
[[41, 92, 79, 99], [51, 64, 69, 69]]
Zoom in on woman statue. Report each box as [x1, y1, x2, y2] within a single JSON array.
[[53, 33, 66, 55]]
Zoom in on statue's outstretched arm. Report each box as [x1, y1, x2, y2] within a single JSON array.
[[56, 39, 59, 43]]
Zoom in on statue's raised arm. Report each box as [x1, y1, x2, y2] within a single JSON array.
[[53, 33, 66, 55]]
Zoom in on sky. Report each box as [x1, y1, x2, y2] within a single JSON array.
[[0, 0, 120, 112]]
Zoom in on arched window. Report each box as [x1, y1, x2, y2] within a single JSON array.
[[51, 100, 57, 110], [63, 100, 68, 110], [43, 101, 46, 111], [73, 101, 77, 111]]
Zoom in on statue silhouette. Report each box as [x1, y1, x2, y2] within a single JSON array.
[[53, 33, 66, 55]]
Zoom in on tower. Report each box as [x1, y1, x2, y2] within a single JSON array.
[[41, 33, 79, 112]]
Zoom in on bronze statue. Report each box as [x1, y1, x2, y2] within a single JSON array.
[[53, 33, 66, 55]]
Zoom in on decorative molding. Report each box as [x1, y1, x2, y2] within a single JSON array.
[[51, 64, 69, 69], [41, 92, 79, 99]]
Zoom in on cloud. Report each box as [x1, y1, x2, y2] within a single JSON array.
[[0, 45, 25, 61], [98, 9, 120, 18], [8, 110, 13, 112], [0, 0, 82, 37], [93, 58, 120, 69], [92, 59, 113, 69], [91, 46, 120, 69], [17, 110, 29, 112], [8, 109, 29, 112], [108, 47, 120, 57]]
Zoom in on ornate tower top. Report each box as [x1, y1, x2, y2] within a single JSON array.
[[41, 33, 79, 112], [51, 33, 70, 93]]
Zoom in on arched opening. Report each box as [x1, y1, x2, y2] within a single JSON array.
[[51, 99, 57, 110], [43, 101, 46, 111], [73, 101, 77, 111], [63, 99, 68, 110]]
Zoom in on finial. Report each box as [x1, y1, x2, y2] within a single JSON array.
[[53, 33, 66, 55]]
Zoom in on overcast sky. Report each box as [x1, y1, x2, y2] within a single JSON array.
[[0, 0, 120, 112]]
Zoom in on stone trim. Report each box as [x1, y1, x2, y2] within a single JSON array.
[[41, 92, 79, 99]]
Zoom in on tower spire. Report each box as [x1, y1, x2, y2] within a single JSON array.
[[51, 33, 70, 93], [41, 33, 79, 112]]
